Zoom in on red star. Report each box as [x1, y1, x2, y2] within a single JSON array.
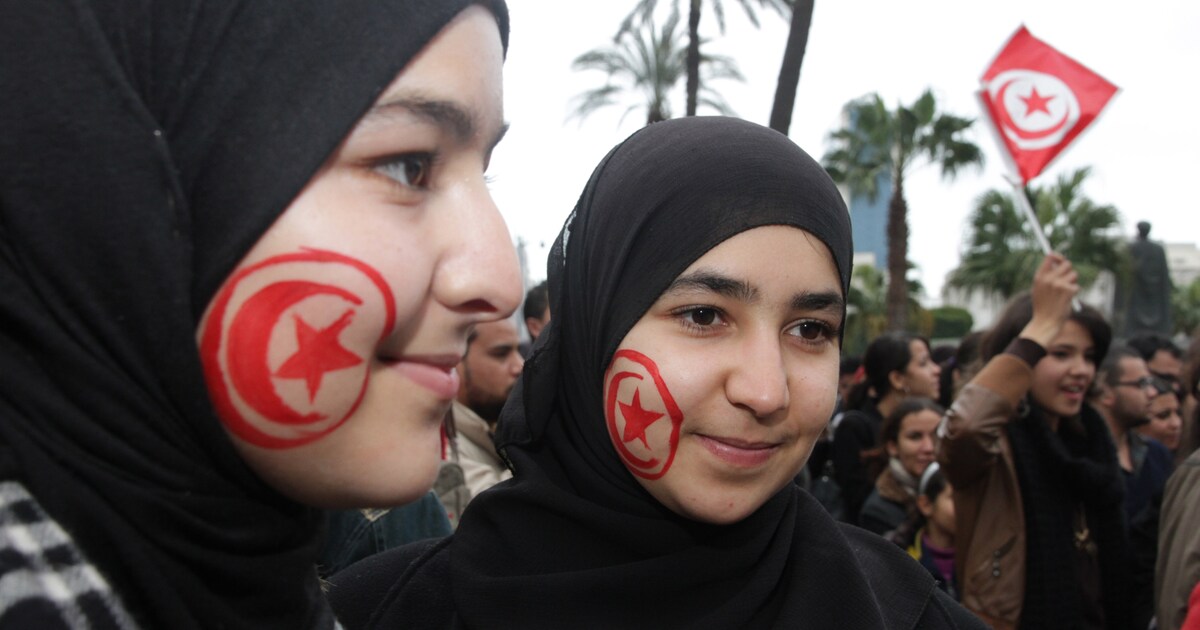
[[274, 309, 363, 402], [1020, 87, 1055, 117], [619, 389, 664, 448]]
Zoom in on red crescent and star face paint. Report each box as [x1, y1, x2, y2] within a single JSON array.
[[200, 249, 394, 449], [604, 349, 684, 479]]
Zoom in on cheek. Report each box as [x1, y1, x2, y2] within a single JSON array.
[[603, 349, 685, 480], [199, 249, 395, 449]]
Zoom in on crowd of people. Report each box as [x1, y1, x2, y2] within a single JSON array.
[[2, 1, 1197, 628]]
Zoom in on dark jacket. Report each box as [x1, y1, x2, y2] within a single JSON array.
[[329, 507, 988, 630]]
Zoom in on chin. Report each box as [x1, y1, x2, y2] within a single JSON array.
[[673, 492, 766, 525]]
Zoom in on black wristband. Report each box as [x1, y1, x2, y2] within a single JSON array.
[[1005, 337, 1047, 368]]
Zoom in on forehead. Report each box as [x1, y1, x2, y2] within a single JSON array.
[[1052, 320, 1094, 348], [1148, 350, 1182, 373], [1150, 392, 1179, 410], [1117, 356, 1148, 378], [902, 409, 941, 430], [472, 319, 518, 345], [678, 226, 840, 295]]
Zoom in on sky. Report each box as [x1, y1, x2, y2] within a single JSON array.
[[488, 0, 1200, 302]]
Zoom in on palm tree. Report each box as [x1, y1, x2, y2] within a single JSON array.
[[823, 89, 982, 331], [620, 0, 791, 117], [571, 11, 743, 126], [948, 167, 1125, 299], [844, 265, 888, 357], [768, 0, 814, 135]]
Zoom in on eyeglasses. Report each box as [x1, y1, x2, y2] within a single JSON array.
[[1115, 376, 1161, 391], [1151, 371, 1182, 394]]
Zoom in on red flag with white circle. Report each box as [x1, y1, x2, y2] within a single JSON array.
[[979, 25, 1118, 183]]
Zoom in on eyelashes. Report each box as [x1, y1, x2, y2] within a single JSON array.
[[373, 152, 437, 190], [667, 305, 839, 347]]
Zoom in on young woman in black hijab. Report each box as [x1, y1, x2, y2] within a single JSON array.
[[328, 117, 985, 629], [0, 1, 517, 627]]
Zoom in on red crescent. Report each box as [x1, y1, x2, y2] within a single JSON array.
[[227, 280, 360, 426], [200, 249, 396, 449], [607, 371, 658, 469], [605, 349, 684, 480]]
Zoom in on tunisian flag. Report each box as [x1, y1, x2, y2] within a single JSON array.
[[979, 26, 1118, 183]]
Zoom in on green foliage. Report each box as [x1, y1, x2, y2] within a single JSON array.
[[929, 306, 974, 340], [570, 10, 742, 126], [823, 89, 982, 331], [844, 263, 930, 355], [948, 167, 1125, 299], [844, 265, 887, 357], [1173, 276, 1200, 336], [619, 0, 791, 116]]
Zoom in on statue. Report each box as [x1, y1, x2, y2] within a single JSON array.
[[1122, 221, 1173, 336]]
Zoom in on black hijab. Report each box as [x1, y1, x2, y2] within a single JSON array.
[[450, 117, 871, 627], [0, 1, 507, 628]]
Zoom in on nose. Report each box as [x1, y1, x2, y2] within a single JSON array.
[[431, 179, 522, 322], [1069, 355, 1095, 379], [509, 352, 524, 377], [724, 330, 789, 419]]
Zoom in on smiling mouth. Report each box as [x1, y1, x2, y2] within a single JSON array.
[[697, 435, 780, 468], [380, 355, 461, 400]]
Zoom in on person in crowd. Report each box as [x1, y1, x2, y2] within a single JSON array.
[[326, 117, 986, 629], [1129, 333, 1185, 397], [907, 463, 959, 600], [1090, 348, 1174, 628], [940, 331, 985, 409], [1140, 388, 1184, 454], [805, 355, 862, 487], [1157, 449, 1200, 630], [450, 318, 523, 501], [859, 398, 943, 537], [0, 1, 518, 626], [833, 332, 940, 523], [938, 253, 1130, 629], [519, 280, 551, 358], [1090, 346, 1173, 521], [1179, 336, 1200, 462]]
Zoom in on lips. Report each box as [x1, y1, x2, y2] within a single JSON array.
[[697, 435, 779, 468], [1060, 382, 1087, 403], [383, 355, 461, 400]]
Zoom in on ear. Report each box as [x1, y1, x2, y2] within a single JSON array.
[[886, 440, 899, 458], [888, 369, 907, 395], [525, 316, 545, 339], [1095, 382, 1116, 408], [916, 493, 934, 518]]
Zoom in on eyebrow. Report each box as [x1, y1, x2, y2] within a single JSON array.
[[790, 290, 845, 314], [362, 94, 510, 151], [665, 271, 757, 303], [664, 270, 845, 314]]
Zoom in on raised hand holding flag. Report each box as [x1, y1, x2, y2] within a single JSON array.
[[978, 24, 1117, 302]]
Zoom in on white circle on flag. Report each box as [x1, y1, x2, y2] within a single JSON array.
[[986, 69, 1080, 150]]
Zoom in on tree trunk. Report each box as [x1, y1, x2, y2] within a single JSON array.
[[885, 171, 909, 331], [768, 0, 814, 134], [686, 0, 701, 116]]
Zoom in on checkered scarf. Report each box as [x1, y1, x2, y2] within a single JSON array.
[[0, 481, 137, 629]]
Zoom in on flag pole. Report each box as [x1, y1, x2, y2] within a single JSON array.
[[1003, 174, 1052, 255], [1003, 173, 1080, 310]]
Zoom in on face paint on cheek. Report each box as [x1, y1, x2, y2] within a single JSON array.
[[604, 349, 683, 479], [199, 248, 396, 449]]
